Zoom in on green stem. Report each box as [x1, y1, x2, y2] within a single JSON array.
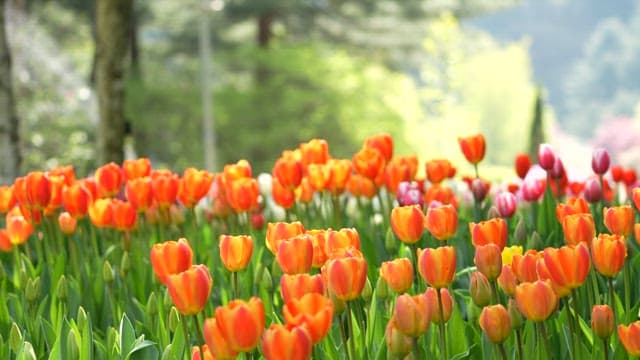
[[436, 288, 449, 360], [410, 243, 419, 293], [498, 343, 508, 360], [338, 313, 351, 360], [602, 337, 608, 360], [490, 280, 500, 305], [346, 301, 357, 360], [233, 271, 239, 299], [538, 321, 551, 360], [181, 314, 191, 360], [570, 289, 582, 359], [193, 314, 206, 360], [564, 298, 576, 359], [607, 277, 616, 320], [516, 328, 524, 360], [623, 256, 631, 323], [413, 337, 422, 358]]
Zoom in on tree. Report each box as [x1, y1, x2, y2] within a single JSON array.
[[95, 0, 133, 165], [528, 87, 545, 161], [0, 0, 21, 182]]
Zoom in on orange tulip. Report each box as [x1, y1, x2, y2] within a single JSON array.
[[125, 177, 153, 212], [424, 287, 453, 323], [58, 212, 77, 235], [542, 243, 590, 290], [323, 254, 367, 301], [44, 174, 64, 215], [272, 177, 295, 209], [346, 173, 377, 198], [511, 250, 541, 283], [353, 147, 385, 180], [166, 264, 212, 315], [277, 234, 314, 274], [458, 134, 486, 164], [280, 273, 324, 305], [306, 229, 328, 268], [591, 234, 627, 277], [80, 177, 98, 201], [497, 265, 517, 297], [0, 229, 11, 252], [178, 167, 214, 208], [618, 322, 640, 356], [215, 297, 265, 352], [24, 171, 51, 210], [591, 305, 614, 339], [469, 218, 508, 250], [384, 156, 417, 194], [555, 197, 590, 222], [426, 159, 455, 184], [418, 246, 456, 289], [150, 238, 193, 284], [424, 184, 458, 207], [425, 204, 458, 241], [514, 153, 532, 179], [265, 221, 305, 254], [112, 199, 137, 231], [562, 213, 596, 246], [122, 158, 151, 180], [380, 258, 414, 294], [0, 185, 15, 214], [636, 224, 640, 246], [393, 293, 430, 337], [536, 258, 571, 298], [324, 228, 360, 258], [95, 162, 123, 198], [514, 280, 558, 322], [261, 324, 312, 360], [283, 293, 334, 344], [294, 177, 314, 203], [202, 317, 239, 360], [390, 205, 424, 244], [325, 159, 352, 195], [48, 165, 76, 186], [6, 212, 34, 245], [151, 170, 179, 207], [273, 152, 303, 189], [191, 345, 215, 360], [62, 183, 93, 218], [223, 159, 252, 184], [88, 198, 114, 228], [385, 317, 413, 357], [604, 205, 634, 237], [364, 133, 394, 162], [307, 164, 330, 191], [299, 138, 329, 168], [219, 235, 253, 272], [633, 188, 640, 212], [479, 305, 511, 344], [226, 177, 260, 213], [474, 244, 502, 281]]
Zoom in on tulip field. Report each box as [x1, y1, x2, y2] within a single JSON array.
[[3, 133, 640, 359]]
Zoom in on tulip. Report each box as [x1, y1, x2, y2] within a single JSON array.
[[202, 318, 239, 360], [379, 258, 414, 294], [536, 258, 571, 298], [6, 212, 34, 245], [111, 199, 137, 232], [591, 305, 614, 339], [385, 157, 416, 194], [150, 238, 193, 284], [474, 244, 502, 280], [277, 234, 314, 274], [469, 218, 508, 250], [323, 254, 367, 301], [272, 178, 295, 209], [390, 205, 424, 244], [591, 234, 627, 277], [479, 305, 511, 344], [512, 250, 541, 283], [603, 205, 634, 237], [88, 198, 114, 228], [592, 148, 610, 175], [44, 174, 64, 215], [562, 213, 596, 246], [514, 153, 532, 179], [470, 271, 492, 307], [393, 293, 430, 337], [283, 293, 334, 344], [94, 163, 123, 198], [458, 134, 486, 164], [325, 159, 352, 195], [425, 204, 458, 241], [150, 170, 179, 206], [166, 264, 212, 315], [226, 177, 260, 213], [122, 158, 151, 180], [424, 287, 453, 323], [273, 152, 303, 189], [521, 178, 545, 202], [294, 177, 314, 203], [385, 317, 413, 357], [219, 235, 253, 272], [178, 167, 214, 208], [618, 322, 640, 356], [307, 164, 330, 191], [346, 173, 377, 198], [495, 192, 517, 218], [0, 186, 15, 214], [23, 171, 51, 210], [62, 183, 93, 218], [471, 178, 491, 202], [418, 246, 456, 289], [191, 345, 215, 360], [397, 181, 424, 207], [261, 324, 312, 360], [306, 229, 328, 268], [537, 144, 555, 171], [583, 177, 602, 203], [215, 297, 265, 352], [222, 159, 252, 184], [353, 147, 385, 180], [299, 138, 329, 167], [623, 168, 637, 186], [48, 165, 75, 186], [325, 228, 360, 257], [542, 243, 590, 290], [280, 273, 324, 304], [634, 188, 640, 212], [424, 184, 458, 207], [0, 229, 11, 252], [497, 265, 517, 297], [501, 245, 523, 266], [58, 212, 77, 235], [364, 133, 394, 162], [265, 221, 305, 254], [125, 177, 153, 212], [426, 159, 455, 184], [515, 280, 558, 322], [555, 197, 590, 222]]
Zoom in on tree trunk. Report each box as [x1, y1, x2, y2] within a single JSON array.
[[95, 0, 133, 165], [0, 0, 21, 183], [129, 6, 140, 77], [257, 11, 274, 48]]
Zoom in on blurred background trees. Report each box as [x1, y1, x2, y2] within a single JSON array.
[[3, 0, 639, 179]]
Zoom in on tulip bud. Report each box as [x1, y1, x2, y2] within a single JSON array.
[[146, 292, 158, 317], [384, 227, 397, 253], [474, 244, 503, 281], [487, 206, 501, 220], [55, 275, 67, 301], [257, 265, 273, 291], [168, 307, 180, 332], [538, 144, 555, 170], [469, 272, 491, 307], [361, 277, 373, 302], [508, 298, 524, 329], [161, 345, 173, 360], [103, 260, 114, 283], [375, 277, 389, 300], [472, 178, 489, 202], [120, 252, 131, 278], [584, 178, 602, 203], [514, 219, 527, 244], [18, 267, 28, 290], [479, 304, 511, 344], [591, 304, 614, 339], [25, 276, 41, 303], [107, 327, 118, 354], [77, 307, 87, 331], [528, 231, 542, 250], [9, 323, 22, 353], [21, 342, 36, 360], [549, 157, 564, 179], [67, 329, 79, 360], [592, 148, 610, 175]]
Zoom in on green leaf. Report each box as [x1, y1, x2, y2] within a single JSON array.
[[119, 314, 136, 360], [125, 340, 158, 360]]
